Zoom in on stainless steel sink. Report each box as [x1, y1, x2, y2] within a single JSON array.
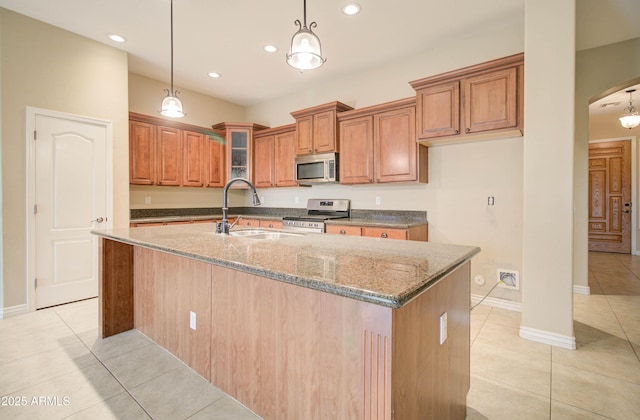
[[229, 229, 303, 239]]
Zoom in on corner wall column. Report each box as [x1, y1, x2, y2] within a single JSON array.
[[521, 0, 576, 349]]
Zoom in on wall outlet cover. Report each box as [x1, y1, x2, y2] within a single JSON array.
[[189, 311, 196, 330], [497, 269, 519, 290]]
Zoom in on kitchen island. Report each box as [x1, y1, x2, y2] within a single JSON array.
[[94, 223, 479, 419]]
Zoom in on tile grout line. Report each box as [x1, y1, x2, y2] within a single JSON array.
[[52, 308, 155, 420], [597, 259, 640, 364]]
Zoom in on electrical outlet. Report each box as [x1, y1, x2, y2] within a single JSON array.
[[189, 311, 196, 330], [473, 274, 485, 286], [145, 196, 151, 204], [488, 196, 495, 206], [375, 196, 381, 206], [497, 269, 519, 290], [295, 196, 299, 204], [439, 312, 448, 344]]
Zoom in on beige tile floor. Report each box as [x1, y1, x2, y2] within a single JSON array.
[[467, 252, 640, 420], [0, 251, 638, 419]]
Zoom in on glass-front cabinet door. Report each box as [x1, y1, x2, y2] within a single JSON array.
[[230, 130, 248, 179], [211, 122, 269, 187]]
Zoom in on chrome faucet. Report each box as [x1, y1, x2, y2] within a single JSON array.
[[217, 178, 261, 234]]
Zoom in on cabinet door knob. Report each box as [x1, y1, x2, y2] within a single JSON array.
[[340, 229, 346, 234], [455, 129, 459, 134], [268, 223, 274, 228], [247, 221, 252, 226], [381, 232, 388, 238], [465, 128, 470, 133]]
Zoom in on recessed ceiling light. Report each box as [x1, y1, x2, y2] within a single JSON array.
[[342, 3, 361, 15], [264, 45, 279, 53], [107, 33, 127, 43], [208, 72, 221, 79]]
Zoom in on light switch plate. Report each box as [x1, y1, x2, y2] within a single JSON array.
[[439, 312, 447, 344], [189, 311, 196, 330]]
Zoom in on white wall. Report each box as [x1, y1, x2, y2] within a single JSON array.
[[1, 9, 129, 308], [128, 73, 248, 210], [575, 38, 640, 288], [520, 0, 575, 347], [246, 20, 526, 304]]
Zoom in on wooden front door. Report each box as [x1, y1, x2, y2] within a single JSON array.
[[588, 140, 631, 253]]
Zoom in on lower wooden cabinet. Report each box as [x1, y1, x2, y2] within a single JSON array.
[[327, 223, 428, 241], [325, 224, 363, 236], [362, 227, 409, 240], [236, 218, 260, 227], [260, 220, 283, 229]]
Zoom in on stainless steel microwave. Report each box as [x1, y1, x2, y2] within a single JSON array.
[[295, 152, 338, 184]]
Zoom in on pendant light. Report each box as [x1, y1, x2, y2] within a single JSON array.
[[286, 0, 326, 71], [160, 0, 185, 118], [619, 89, 640, 129]]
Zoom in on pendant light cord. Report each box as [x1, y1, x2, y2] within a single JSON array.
[[303, 0, 307, 27], [170, 0, 175, 93]]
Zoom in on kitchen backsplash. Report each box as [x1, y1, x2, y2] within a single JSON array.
[[130, 207, 427, 223]]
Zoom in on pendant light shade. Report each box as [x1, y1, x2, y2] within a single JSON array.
[[619, 89, 640, 129], [160, 0, 185, 118], [287, 0, 326, 71], [160, 90, 185, 118]]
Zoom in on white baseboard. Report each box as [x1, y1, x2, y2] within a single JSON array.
[[573, 285, 591, 295], [519, 326, 576, 350], [470, 295, 521, 312], [0, 304, 29, 318]]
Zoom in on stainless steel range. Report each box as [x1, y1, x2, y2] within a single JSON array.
[[282, 199, 350, 233]]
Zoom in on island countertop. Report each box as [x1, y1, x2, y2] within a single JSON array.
[[93, 223, 479, 308]]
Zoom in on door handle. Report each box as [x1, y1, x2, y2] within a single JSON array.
[[91, 217, 105, 223]]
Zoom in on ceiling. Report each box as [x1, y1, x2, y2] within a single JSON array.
[[1, 0, 639, 107], [590, 83, 640, 118]]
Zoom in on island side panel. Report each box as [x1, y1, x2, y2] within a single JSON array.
[[99, 238, 134, 338], [134, 247, 212, 380], [391, 261, 471, 420], [210, 264, 393, 420]]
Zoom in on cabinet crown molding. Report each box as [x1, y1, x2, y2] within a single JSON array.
[[337, 97, 416, 121], [409, 52, 524, 90], [290, 101, 354, 118]]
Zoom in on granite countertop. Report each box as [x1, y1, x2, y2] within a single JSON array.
[[93, 223, 478, 308]]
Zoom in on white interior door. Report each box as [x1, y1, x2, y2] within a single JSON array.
[[33, 112, 108, 309]]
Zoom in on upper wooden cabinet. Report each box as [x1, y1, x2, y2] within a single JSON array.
[[156, 126, 182, 186], [291, 101, 353, 155], [338, 98, 428, 185], [129, 112, 226, 188], [339, 115, 374, 184], [211, 122, 269, 187], [410, 53, 524, 145], [129, 120, 156, 185], [204, 135, 225, 188], [253, 135, 275, 188], [182, 130, 205, 187], [253, 124, 297, 188]]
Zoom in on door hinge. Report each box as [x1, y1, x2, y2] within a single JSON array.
[[34, 278, 38, 288], [34, 130, 37, 140], [34, 204, 38, 215]]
